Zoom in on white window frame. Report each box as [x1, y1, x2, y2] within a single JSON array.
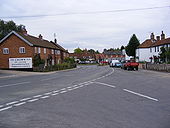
[[3, 48, 9, 54], [51, 49, 54, 54], [55, 50, 60, 55], [19, 47, 26, 54], [38, 47, 41, 53], [44, 48, 46, 54]]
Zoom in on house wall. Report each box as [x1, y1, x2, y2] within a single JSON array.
[[0, 34, 34, 69], [136, 48, 150, 62]]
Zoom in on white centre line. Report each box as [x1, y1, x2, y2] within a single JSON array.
[[59, 91, 67, 94], [20, 97, 31, 101], [51, 93, 59, 96], [6, 101, 19, 106], [0, 82, 30, 88], [0, 106, 12, 112], [123, 89, 159, 102], [40, 96, 50, 99], [14, 102, 26, 106], [94, 82, 116, 88], [28, 98, 39, 102], [44, 92, 53, 95], [53, 90, 59, 93], [33, 95, 42, 98], [0, 105, 4, 108]]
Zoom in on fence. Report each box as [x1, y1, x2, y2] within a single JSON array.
[[140, 63, 170, 72]]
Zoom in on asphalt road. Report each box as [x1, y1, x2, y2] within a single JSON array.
[[0, 65, 170, 128]]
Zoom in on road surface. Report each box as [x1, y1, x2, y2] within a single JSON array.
[[0, 65, 170, 128]]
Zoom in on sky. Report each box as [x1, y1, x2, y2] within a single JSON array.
[[0, 0, 170, 52]]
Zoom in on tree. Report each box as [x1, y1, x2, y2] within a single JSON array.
[[165, 48, 170, 63], [88, 49, 95, 54], [95, 50, 100, 54], [159, 47, 166, 63], [120, 45, 125, 51], [0, 19, 24, 40], [125, 34, 140, 58], [74, 47, 83, 53]]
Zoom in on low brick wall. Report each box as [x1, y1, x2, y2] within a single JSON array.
[[141, 63, 170, 72]]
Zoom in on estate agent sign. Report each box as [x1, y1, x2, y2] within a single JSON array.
[[9, 58, 32, 68]]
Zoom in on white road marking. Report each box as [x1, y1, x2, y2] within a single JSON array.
[[67, 86, 72, 89], [6, 101, 19, 106], [51, 93, 59, 96], [0, 82, 30, 88], [20, 97, 31, 101], [68, 88, 74, 91], [60, 88, 66, 91], [123, 89, 159, 102], [14, 102, 26, 106], [53, 90, 59, 93], [44, 92, 52, 95], [33, 95, 42, 98], [59, 91, 67, 94], [0, 106, 12, 112], [41, 96, 50, 99], [94, 82, 116, 88], [0, 105, 4, 108], [28, 98, 39, 102]]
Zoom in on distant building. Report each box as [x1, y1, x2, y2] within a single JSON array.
[[0, 29, 69, 69], [136, 31, 170, 62]]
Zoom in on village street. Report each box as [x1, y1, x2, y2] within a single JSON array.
[[0, 65, 170, 128]]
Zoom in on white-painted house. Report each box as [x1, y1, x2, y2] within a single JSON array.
[[136, 31, 170, 62]]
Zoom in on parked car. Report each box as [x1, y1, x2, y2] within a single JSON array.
[[122, 59, 139, 70], [110, 60, 119, 67], [114, 62, 122, 67]]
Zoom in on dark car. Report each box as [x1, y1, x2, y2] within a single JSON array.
[[114, 62, 122, 67]]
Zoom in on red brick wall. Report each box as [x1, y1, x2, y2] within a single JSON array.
[[0, 34, 34, 69]]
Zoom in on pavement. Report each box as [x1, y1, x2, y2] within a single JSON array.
[[0, 65, 170, 128]]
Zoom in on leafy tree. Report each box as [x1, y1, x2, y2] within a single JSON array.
[[165, 48, 170, 62], [125, 34, 140, 58], [0, 19, 24, 40], [120, 45, 125, 51], [33, 54, 45, 67], [64, 57, 75, 64], [159, 47, 166, 63], [74, 47, 83, 53], [95, 50, 100, 54], [88, 49, 95, 54]]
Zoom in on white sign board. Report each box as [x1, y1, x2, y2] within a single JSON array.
[[9, 58, 32, 68]]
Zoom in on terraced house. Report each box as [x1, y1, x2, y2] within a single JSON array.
[[0, 29, 69, 69], [136, 31, 170, 62]]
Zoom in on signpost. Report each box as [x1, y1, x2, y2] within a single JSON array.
[[9, 58, 32, 69]]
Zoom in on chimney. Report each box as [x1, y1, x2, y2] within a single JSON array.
[[54, 38, 57, 44], [150, 33, 155, 40], [38, 34, 43, 40], [21, 26, 27, 35], [156, 36, 160, 41], [161, 31, 165, 40]]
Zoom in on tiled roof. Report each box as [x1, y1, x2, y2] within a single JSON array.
[[138, 37, 170, 48], [151, 38, 170, 47], [138, 39, 155, 48], [17, 32, 60, 49]]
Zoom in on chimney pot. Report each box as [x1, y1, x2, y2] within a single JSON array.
[[150, 33, 155, 40], [156, 36, 160, 41], [161, 31, 165, 40], [39, 34, 43, 40]]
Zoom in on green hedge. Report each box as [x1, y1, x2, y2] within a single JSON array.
[[33, 63, 77, 72]]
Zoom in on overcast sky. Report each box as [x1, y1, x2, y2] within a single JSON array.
[[0, 0, 170, 52]]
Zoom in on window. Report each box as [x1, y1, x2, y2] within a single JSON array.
[[55, 50, 60, 55], [155, 47, 156, 52], [150, 48, 152, 53], [38, 47, 41, 53], [3, 48, 9, 54], [44, 48, 46, 54], [51, 49, 54, 54], [34, 47, 37, 53], [157, 46, 159, 52], [19, 47, 25, 53]]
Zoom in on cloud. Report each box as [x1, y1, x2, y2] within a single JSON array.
[[1, 0, 170, 52]]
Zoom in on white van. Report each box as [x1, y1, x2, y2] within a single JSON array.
[[110, 60, 119, 67]]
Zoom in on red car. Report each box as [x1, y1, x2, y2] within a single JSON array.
[[123, 59, 139, 70]]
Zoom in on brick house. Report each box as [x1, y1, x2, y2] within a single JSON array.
[[0, 30, 68, 69]]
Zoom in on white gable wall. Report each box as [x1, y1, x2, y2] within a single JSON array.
[[136, 48, 151, 62]]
